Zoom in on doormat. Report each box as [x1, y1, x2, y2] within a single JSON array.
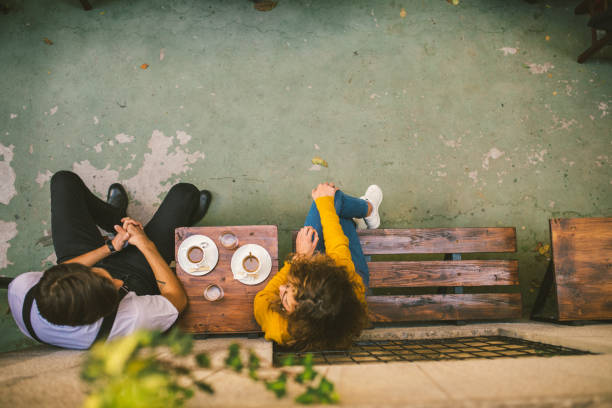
[[273, 336, 594, 366]]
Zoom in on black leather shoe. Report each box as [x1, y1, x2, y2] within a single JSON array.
[[107, 183, 128, 217], [189, 190, 212, 226]]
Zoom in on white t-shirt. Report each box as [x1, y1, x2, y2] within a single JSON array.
[[8, 272, 179, 350]]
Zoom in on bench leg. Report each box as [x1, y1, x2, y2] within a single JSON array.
[[79, 0, 93, 10], [578, 32, 611, 63], [530, 259, 556, 320]]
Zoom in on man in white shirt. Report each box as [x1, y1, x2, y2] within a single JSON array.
[[8, 171, 211, 349]]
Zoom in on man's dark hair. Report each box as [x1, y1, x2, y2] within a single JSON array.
[[35, 263, 119, 326]]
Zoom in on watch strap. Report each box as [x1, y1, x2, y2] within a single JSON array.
[[106, 239, 117, 253]]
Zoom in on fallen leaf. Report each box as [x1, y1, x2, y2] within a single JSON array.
[[140, 64, 149, 70], [311, 156, 328, 167], [254, 1, 277, 11], [536, 243, 551, 256], [400, 8, 406, 18], [447, 0, 459, 5], [43, 37, 53, 45]]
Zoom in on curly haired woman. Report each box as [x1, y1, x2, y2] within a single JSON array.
[[254, 182, 383, 350]]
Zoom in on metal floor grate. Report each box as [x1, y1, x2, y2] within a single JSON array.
[[273, 336, 593, 366]]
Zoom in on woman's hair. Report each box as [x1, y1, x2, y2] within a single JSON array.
[[35, 263, 119, 326], [282, 254, 368, 351]]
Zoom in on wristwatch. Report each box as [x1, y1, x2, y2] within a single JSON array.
[[106, 239, 117, 254]]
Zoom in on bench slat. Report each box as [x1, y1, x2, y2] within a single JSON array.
[[358, 228, 517, 255], [368, 260, 519, 287], [367, 293, 522, 322]]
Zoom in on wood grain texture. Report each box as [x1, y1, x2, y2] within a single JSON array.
[[175, 225, 278, 333], [367, 294, 522, 322], [358, 228, 517, 255], [368, 260, 519, 287], [292, 228, 516, 254], [550, 217, 612, 320]]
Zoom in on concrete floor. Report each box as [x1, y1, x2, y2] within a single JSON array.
[[1, 0, 611, 352], [1, 322, 612, 407]]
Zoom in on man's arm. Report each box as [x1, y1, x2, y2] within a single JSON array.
[[126, 224, 188, 313], [63, 223, 132, 266]]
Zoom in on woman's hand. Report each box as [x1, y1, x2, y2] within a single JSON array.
[[295, 226, 319, 258], [311, 182, 338, 200]]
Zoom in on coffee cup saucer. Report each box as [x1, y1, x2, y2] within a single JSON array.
[[230, 244, 272, 285], [177, 235, 219, 276]]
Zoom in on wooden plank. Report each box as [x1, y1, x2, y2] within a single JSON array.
[[367, 293, 522, 322], [175, 225, 278, 333], [358, 228, 517, 255], [368, 260, 519, 288], [292, 228, 517, 254], [550, 217, 612, 321]]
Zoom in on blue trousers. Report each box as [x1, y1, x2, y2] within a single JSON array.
[[303, 191, 370, 287]]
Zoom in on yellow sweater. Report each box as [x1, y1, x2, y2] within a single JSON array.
[[253, 196, 366, 345]]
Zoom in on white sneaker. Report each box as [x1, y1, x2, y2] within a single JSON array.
[[354, 217, 367, 230], [362, 185, 383, 229]]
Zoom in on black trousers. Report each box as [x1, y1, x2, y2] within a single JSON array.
[[50, 171, 200, 295]]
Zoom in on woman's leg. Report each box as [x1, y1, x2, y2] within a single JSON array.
[[334, 190, 369, 220], [303, 190, 370, 287], [50, 171, 124, 263], [103, 183, 200, 295]]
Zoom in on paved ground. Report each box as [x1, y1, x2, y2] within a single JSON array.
[[2, 321, 612, 407]]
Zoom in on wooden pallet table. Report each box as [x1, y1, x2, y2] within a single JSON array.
[[175, 225, 278, 334]]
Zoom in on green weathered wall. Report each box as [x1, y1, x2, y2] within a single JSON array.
[[1, 0, 610, 352]]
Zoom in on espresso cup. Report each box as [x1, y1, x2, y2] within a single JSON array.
[[187, 246, 204, 264], [204, 284, 224, 301], [242, 252, 260, 274]]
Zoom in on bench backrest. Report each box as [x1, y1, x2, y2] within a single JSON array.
[[293, 227, 521, 323]]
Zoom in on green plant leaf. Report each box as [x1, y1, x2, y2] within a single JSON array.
[[224, 343, 243, 372], [302, 353, 314, 369], [296, 353, 317, 384], [295, 366, 317, 384], [163, 329, 193, 356], [295, 388, 318, 404], [265, 372, 287, 398], [248, 351, 260, 380], [318, 377, 335, 395], [195, 381, 214, 394], [281, 355, 295, 366], [195, 352, 211, 368], [295, 377, 339, 405]]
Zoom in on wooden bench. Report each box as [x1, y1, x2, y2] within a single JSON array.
[[531, 217, 612, 322], [294, 228, 522, 323]]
